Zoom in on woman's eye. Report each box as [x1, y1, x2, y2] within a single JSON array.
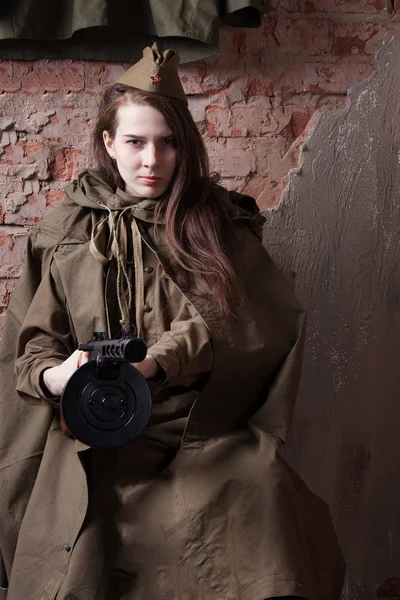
[[163, 137, 175, 146], [129, 139, 142, 146]]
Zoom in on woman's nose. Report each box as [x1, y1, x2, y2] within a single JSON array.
[[143, 144, 159, 167]]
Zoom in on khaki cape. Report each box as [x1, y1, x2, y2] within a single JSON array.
[[0, 173, 344, 600]]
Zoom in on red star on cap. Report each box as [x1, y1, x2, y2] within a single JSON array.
[[151, 75, 162, 85]]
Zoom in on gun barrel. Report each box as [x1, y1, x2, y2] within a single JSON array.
[[78, 337, 147, 363], [122, 338, 147, 362]]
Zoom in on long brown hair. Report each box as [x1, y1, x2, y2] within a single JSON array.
[[91, 84, 240, 316]]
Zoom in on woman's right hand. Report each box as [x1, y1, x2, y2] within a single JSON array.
[[42, 349, 89, 397]]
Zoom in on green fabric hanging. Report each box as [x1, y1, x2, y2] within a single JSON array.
[[0, 0, 268, 63]]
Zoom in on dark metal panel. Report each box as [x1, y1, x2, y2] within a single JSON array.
[[263, 34, 400, 600]]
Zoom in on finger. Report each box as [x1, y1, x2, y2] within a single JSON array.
[[66, 349, 81, 367], [78, 351, 89, 367], [62, 350, 84, 375]]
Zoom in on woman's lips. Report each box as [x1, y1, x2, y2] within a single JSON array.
[[140, 176, 161, 185]]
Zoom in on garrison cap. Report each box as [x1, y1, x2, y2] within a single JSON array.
[[115, 42, 188, 105]]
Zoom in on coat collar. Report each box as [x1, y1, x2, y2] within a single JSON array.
[[65, 170, 162, 224]]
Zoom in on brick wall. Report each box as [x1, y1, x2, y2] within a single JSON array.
[[1, 0, 400, 333]]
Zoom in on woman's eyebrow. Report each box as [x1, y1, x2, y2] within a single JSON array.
[[122, 133, 174, 139]]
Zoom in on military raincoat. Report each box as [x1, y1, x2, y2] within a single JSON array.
[[0, 172, 344, 600]]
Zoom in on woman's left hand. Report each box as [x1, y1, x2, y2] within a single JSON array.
[[131, 354, 159, 379]]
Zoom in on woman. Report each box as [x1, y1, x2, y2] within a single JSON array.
[[0, 44, 344, 599]]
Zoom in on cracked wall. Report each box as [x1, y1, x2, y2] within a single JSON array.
[[263, 32, 400, 600]]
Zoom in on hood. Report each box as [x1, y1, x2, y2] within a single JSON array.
[[65, 171, 265, 233], [64, 170, 160, 223]]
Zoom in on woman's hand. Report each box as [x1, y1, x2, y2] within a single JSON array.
[[42, 349, 89, 397], [131, 354, 159, 379], [43, 352, 158, 398]]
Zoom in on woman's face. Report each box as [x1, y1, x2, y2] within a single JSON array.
[[103, 103, 177, 198]]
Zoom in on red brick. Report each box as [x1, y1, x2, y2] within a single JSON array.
[[206, 98, 286, 138], [21, 142, 52, 178], [256, 183, 284, 210], [59, 112, 95, 142], [179, 63, 207, 95], [0, 279, 17, 310], [332, 21, 399, 56], [0, 233, 10, 248], [41, 112, 77, 144], [21, 63, 60, 92], [262, 14, 277, 36], [364, 22, 400, 54], [4, 192, 28, 215], [212, 177, 248, 192], [188, 97, 209, 135], [277, 108, 314, 142], [206, 106, 228, 137], [43, 189, 65, 208], [84, 62, 126, 93], [0, 282, 12, 310], [219, 78, 252, 104], [2, 143, 24, 164], [240, 175, 272, 200], [203, 28, 246, 90], [0, 314, 5, 338], [207, 138, 256, 177], [254, 136, 292, 178], [233, 101, 285, 135], [245, 16, 277, 56], [19, 60, 84, 93], [63, 61, 86, 92], [0, 62, 21, 92], [275, 17, 331, 56], [314, 60, 374, 93], [4, 193, 46, 225], [278, 58, 374, 95], [280, 0, 389, 12], [24, 141, 45, 156], [0, 231, 27, 274], [247, 79, 274, 97], [51, 148, 84, 181], [84, 62, 107, 93], [232, 31, 247, 54], [202, 66, 245, 92], [290, 110, 313, 137]]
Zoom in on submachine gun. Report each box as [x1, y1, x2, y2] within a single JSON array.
[[60, 333, 152, 449]]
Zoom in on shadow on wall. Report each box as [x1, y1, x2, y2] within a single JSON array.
[[378, 578, 400, 598]]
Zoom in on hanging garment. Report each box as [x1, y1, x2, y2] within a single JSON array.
[[0, 0, 267, 61]]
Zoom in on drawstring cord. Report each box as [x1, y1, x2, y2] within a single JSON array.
[[131, 217, 144, 339], [90, 206, 144, 337]]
